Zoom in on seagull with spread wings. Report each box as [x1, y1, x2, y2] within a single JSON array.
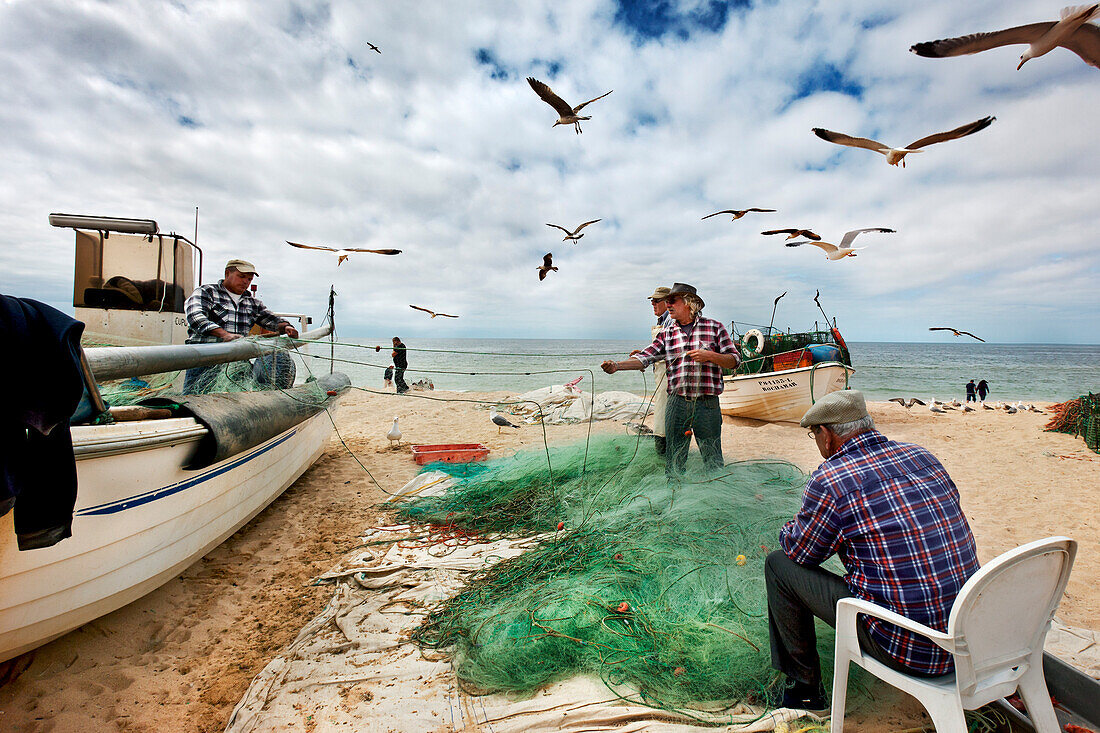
[[286, 241, 401, 266], [366, 41, 382, 54], [538, 253, 558, 281], [929, 327, 986, 342], [889, 397, 927, 409], [910, 4, 1100, 70], [546, 219, 601, 243], [785, 228, 894, 260], [410, 305, 459, 319], [812, 116, 995, 167], [762, 228, 822, 241], [701, 208, 776, 221], [526, 77, 613, 134]]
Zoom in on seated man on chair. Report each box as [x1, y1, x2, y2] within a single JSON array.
[[764, 390, 980, 710]]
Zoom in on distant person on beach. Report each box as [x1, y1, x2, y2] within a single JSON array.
[[965, 379, 977, 403], [391, 337, 409, 394], [182, 259, 299, 394], [630, 286, 673, 456], [601, 283, 739, 477], [765, 390, 979, 710], [384, 365, 394, 390], [977, 379, 990, 402]]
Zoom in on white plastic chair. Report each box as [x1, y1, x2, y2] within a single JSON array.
[[830, 536, 1077, 733]]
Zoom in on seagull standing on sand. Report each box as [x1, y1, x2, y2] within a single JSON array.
[[526, 77, 613, 134], [910, 4, 1100, 70], [287, 241, 402, 266], [538, 253, 558, 281], [410, 305, 459, 319], [812, 117, 995, 168], [490, 408, 520, 434], [929, 401, 947, 414], [546, 219, 601, 244], [386, 417, 401, 446], [785, 228, 895, 260], [701, 208, 776, 221], [929, 327, 985, 342]]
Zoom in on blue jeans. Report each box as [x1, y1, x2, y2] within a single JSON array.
[[663, 394, 723, 476]]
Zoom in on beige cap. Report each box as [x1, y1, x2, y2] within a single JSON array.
[[225, 259, 259, 276], [649, 286, 671, 301], [800, 390, 868, 428]]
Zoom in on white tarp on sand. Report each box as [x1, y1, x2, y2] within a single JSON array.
[[225, 525, 823, 733], [500, 385, 653, 425]]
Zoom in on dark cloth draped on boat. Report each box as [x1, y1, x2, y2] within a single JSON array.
[[0, 294, 84, 550]]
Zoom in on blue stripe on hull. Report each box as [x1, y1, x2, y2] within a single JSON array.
[[75, 429, 299, 517]]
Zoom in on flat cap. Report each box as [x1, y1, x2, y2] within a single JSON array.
[[800, 389, 868, 428], [225, 258, 259, 275], [649, 286, 671, 301]]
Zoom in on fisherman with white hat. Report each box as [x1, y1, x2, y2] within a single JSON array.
[[628, 286, 674, 455], [182, 259, 299, 393], [763, 390, 980, 711]]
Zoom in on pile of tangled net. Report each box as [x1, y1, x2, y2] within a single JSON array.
[[1045, 393, 1100, 454], [395, 436, 830, 713]]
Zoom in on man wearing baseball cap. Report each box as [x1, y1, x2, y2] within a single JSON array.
[[764, 390, 979, 711], [182, 259, 299, 393]]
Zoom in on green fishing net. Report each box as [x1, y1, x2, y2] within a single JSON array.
[[397, 436, 837, 713]]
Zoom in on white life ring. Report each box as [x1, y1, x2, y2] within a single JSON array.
[[742, 329, 765, 356]]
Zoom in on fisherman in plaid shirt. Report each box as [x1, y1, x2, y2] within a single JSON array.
[[765, 389, 980, 711], [601, 283, 739, 476], [182, 259, 298, 393]]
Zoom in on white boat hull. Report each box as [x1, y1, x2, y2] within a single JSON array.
[[720, 362, 856, 423], [0, 412, 333, 663]]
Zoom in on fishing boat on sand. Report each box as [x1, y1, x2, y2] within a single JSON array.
[[0, 214, 348, 664], [720, 293, 855, 422]]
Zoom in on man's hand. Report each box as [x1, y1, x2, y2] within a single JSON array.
[[283, 325, 299, 339], [686, 349, 713, 364], [212, 327, 241, 342], [601, 360, 618, 374], [628, 349, 641, 356]]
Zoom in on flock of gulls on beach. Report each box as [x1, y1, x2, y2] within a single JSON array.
[[292, 7, 1099, 329], [889, 397, 1046, 415]]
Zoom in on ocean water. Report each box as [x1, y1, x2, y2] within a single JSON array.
[[299, 339, 1100, 403]]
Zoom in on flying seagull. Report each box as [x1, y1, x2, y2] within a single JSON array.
[[366, 42, 382, 54], [785, 228, 895, 260], [762, 228, 822, 241], [526, 77, 613, 134], [929, 327, 986, 342], [490, 408, 520, 434], [386, 417, 401, 446], [701, 208, 776, 221], [410, 305, 459, 319], [537, 252, 557, 281], [889, 397, 927, 409], [286, 241, 402, 266], [546, 219, 601, 243], [812, 117, 995, 168], [910, 4, 1100, 70]]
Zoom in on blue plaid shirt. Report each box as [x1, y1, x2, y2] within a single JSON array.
[[780, 430, 980, 675], [184, 281, 286, 344]]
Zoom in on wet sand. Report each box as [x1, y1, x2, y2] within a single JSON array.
[[0, 391, 1096, 732]]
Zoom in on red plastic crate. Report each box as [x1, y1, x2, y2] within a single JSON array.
[[771, 350, 813, 371], [411, 443, 490, 465]]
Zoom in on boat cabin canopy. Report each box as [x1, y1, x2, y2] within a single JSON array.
[[52, 214, 202, 315]]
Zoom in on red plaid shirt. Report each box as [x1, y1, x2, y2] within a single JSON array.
[[780, 430, 980, 675], [635, 316, 738, 398]]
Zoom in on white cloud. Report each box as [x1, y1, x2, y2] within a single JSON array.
[[1, 0, 1097, 343]]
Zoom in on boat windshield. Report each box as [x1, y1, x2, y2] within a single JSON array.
[[73, 230, 197, 313]]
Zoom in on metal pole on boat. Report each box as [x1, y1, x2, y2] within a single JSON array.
[[767, 292, 786, 335], [327, 286, 336, 374], [814, 289, 831, 327]]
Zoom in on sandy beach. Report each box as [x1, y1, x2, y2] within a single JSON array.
[[1, 390, 1097, 732]]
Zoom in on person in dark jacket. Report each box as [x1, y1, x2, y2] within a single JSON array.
[[977, 379, 990, 402], [965, 380, 977, 403], [391, 337, 409, 394]]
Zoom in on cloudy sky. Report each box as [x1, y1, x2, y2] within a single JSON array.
[[2, 0, 1098, 343]]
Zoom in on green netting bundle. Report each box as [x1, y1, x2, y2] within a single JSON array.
[[399, 436, 838, 714]]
